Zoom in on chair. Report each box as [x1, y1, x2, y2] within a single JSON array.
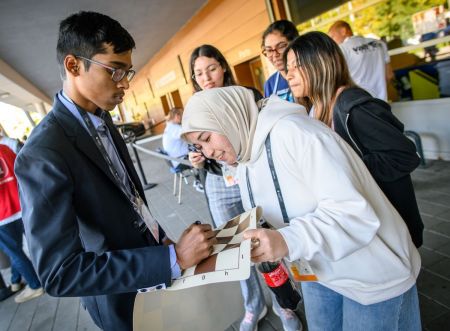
[[156, 148, 194, 204]]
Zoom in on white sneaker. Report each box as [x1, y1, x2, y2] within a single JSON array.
[[14, 285, 44, 303], [11, 282, 24, 292], [193, 180, 204, 193], [272, 305, 303, 331]]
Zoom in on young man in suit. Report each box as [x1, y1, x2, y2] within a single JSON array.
[[15, 11, 216, 331]]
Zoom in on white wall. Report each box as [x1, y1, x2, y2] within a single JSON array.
[[391, 98, 450, 160]]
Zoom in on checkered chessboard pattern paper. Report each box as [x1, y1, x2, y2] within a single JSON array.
[[167, 207, 258, 291]]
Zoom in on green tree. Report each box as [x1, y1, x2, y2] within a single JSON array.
[[375, 0, 446, 40], [297, 0, 446, 42]]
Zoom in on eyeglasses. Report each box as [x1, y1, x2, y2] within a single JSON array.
[[192, 64, 220, 80], [262, 42, 289, 57], [76, 56, 136, 82]]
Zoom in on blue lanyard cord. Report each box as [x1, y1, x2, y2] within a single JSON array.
[[272, 72, 280, 96], [272, 72, 293, 102], [245, 133, 289, 223], [246, 167, 256, 208]]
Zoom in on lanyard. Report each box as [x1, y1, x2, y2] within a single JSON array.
[[80, 111, 125, 188], [75, 106, 142, 201], [246, 133, 289, 223], [272, 72, 293, 102], [58, 92, 155, 237], [60, 93, 148, 229], [272, 72, 280, 96]]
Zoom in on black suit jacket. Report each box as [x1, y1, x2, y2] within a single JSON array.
[[15, 96, 171, 330]]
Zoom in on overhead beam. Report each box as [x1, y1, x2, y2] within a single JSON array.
[[0, 57, 52, 106]]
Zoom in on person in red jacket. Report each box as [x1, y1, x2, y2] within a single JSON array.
[[0, 144, 44, 303]]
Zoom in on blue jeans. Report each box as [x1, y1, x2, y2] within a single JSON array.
[[207, 181, 266, 314], [0, 220, 41, 289], [240, 266, 266, 313], [301, 282, 421, 331]]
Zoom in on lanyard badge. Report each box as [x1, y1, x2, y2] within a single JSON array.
[[221, 164, 238, 187]]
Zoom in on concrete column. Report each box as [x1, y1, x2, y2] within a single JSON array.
[[117, 103, 131, 122], [0, 123, 8, 136], [33, 101, 47, 117], [23, 109, 36, 127]]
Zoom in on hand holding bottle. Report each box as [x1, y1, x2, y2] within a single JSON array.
[[243, 228, 289, 263]]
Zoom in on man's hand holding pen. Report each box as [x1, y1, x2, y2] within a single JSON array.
[[175, 221, 217, 270]]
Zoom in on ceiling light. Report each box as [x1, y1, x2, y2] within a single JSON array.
[[0, 92, 10, 99]]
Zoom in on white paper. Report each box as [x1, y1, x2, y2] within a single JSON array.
[[167, 207, 259, 291]]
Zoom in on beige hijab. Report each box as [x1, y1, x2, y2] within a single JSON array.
[[181, 86, 259, 163]]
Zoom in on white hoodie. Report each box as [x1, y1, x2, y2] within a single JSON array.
[[236, 96, 421, 305]]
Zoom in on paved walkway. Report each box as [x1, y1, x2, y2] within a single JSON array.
[[0, 138, 449, 330]]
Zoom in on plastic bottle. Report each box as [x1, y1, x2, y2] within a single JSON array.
[[257, 261, 301, 310]]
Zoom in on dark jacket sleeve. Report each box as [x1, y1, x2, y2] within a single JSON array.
[[348, 105, 420, 182], [15, 147, 171, 297]]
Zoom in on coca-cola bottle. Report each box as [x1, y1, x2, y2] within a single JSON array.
[[257, 261, 301, 310]]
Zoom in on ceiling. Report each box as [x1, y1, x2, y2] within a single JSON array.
[[0, 0, 207, 110]]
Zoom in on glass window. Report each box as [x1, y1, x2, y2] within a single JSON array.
[[287, 0, 450, 101]]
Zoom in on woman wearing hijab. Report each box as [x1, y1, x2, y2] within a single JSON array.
[[188, 44, 247, 226], [283, 32, 423, 248], [188, 44, 268, 331], [181, 86, 421, 331]]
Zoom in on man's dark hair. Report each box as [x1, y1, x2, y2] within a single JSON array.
[[57, 11, 135, 78], [189, 44, 236, 92], [261, 20, 299, 46]]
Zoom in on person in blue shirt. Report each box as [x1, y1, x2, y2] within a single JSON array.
[[262, 20, 299, 102]]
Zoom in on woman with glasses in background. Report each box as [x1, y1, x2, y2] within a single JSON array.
[[261, 20, 298, 102], [188, 44, 267, 331]]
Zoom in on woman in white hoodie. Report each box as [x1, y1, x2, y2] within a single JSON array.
[[181, 86, 421, 331]]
